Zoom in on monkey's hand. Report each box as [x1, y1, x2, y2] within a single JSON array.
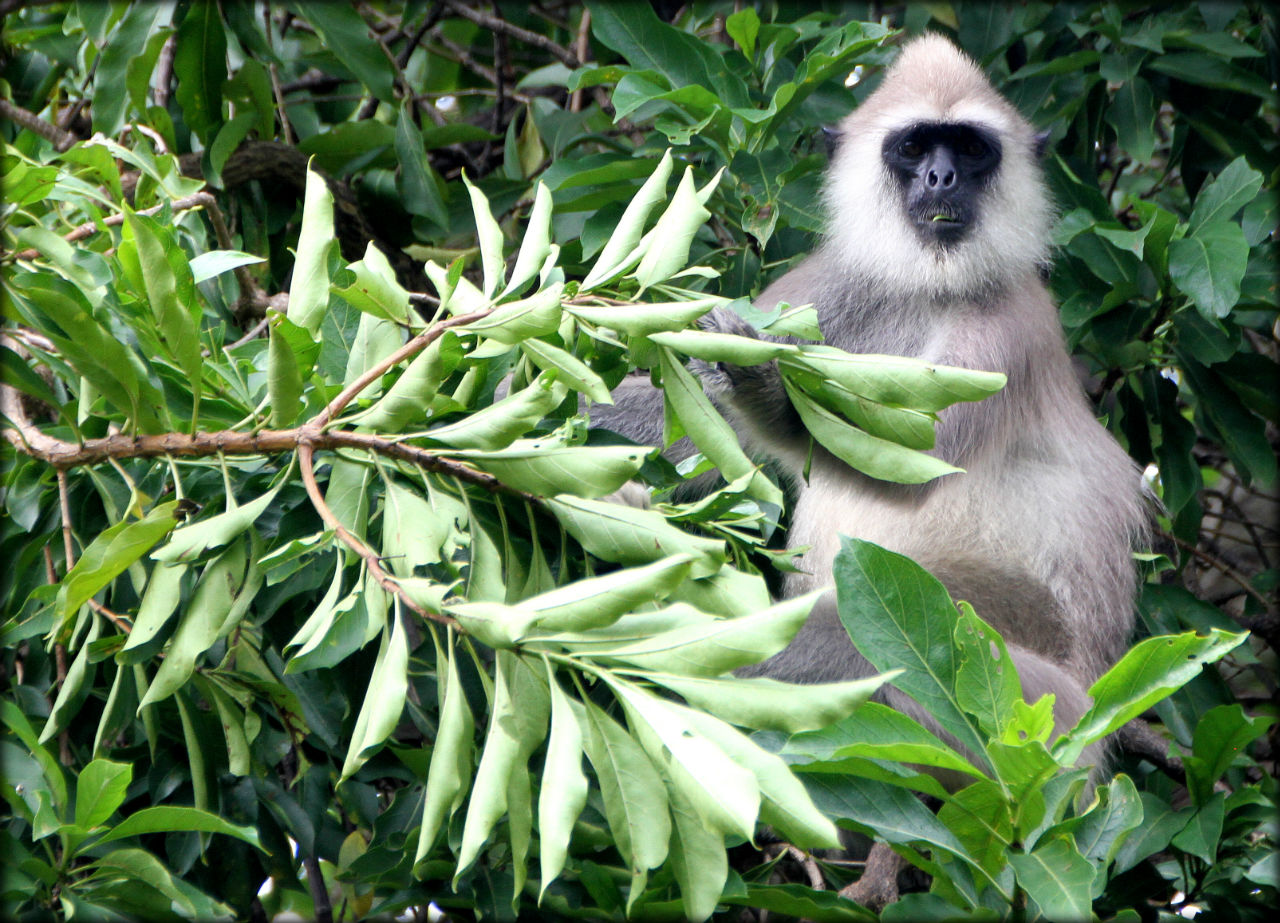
[[693, 307, 806, 444]]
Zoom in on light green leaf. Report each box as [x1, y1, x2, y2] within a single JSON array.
[[267, 314, 304, 427], [188, 250, 264, 284], [682, 704, 841, 848], [153, 480, 285, 563], [659, 348, 783, 509], [647, 671, 891, 734], [340, 611, 409, 780], [648, 329, 793, 365], [784, 379, 962, 484], [139, 541, 261, 708], [954, 603, 1021, 739], [504, 182, 554, 296], [548, 495, 726, 578], [665, 770, 730, 921], [566, 297, 721, 336], [594, 590, 822, 676], [353, 332, 461, 431], [462, 172, 506, 297], [1008, 838, 1095, 923], [454, 441, 648, 499], [117, 562, 187, 662], [56, 501, 180, 629], [579, 698, 670, 890], [94, 806, 263, 849], [520, 338, 611, 404], [782, 347, 1007, 412], [74, 759, 132, 829], [423, 375, 566, 450], [783, 702, 981, 779], [415, 638, 475, 866], [518, 555, 694, 633], [121, 211, 201, 382], [1054, 629, 1248, 765], [455, 652, 549, 878], [606, 674, 759, 841], [537, 664, 589, 899], [581, 150, 673, 289], [633, 166, 720, 292], [287, 165, 335, 336], [461, 283, 563, 344], [333, 242, 410, 324]]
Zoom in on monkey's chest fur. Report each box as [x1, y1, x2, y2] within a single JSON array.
[[738, 265, 1148, 683]]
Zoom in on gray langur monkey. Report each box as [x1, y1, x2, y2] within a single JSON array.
[[593, 34, 1151, 762]]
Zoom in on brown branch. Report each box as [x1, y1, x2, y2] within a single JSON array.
[[269, 62, 296, 145], [312, 307, 494, 427], [442, 0, 581, 68], [56, 470, 76, 567], [0, 99, 78, 151], [569, 10, 592, 112], [154, 35, 177, 110], [11, 192, 225, 262], [1167, 530, 1275, 616], [297, 439, 456, 629], [1, 416, 528, 496]]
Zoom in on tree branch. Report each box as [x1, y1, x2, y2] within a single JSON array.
[[0, 98, 79, 151], [12, 192, 228, 262], [442, 0, 581, 68]]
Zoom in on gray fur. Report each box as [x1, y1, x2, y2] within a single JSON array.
[[590, 35, 1148, 774]]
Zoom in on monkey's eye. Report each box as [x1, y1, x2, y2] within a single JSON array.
[[963, 140, 988, 157], [899, 140, 924, 158]]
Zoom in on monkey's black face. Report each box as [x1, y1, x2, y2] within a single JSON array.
[[882, 122, 1002, 248]]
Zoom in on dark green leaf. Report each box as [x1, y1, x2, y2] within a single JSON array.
[[173, 1, 227, 144], [291, 1, 395, 101]]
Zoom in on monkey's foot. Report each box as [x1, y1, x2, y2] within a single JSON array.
[[838, 841, 904, 911]]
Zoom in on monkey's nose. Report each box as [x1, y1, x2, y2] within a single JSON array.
[[926, 167, 956, 188]]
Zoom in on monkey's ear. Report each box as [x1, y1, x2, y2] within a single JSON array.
[[1033, 129, 1052, 159], [822, 125, 843, 156]]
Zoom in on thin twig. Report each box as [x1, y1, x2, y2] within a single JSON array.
[[56, 470, 76, 567], [298, 438, 459, 629], [42, 546, 73, 764], [269, 62, 295, 145], [11, 192, 226, 262], [570, 10, 592, 112], [442, 0, 580, 68], [311, 307, 494, 427], [1166, 531, 1278, 646]]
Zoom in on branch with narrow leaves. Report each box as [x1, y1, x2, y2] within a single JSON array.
[[3, 306, 533, 632], [296, 438, 456, 629]]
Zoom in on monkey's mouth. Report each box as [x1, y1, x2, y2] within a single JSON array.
[[911, 205, 970, 244]]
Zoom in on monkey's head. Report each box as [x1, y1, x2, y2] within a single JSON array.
[[823, 34, 1052, 301]]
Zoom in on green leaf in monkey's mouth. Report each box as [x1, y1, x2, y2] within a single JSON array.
[[931, 214, 959, 223]]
